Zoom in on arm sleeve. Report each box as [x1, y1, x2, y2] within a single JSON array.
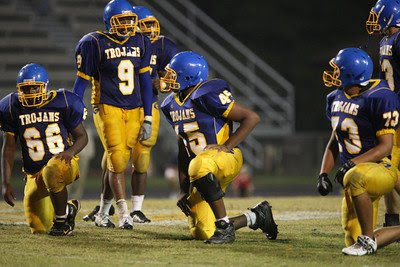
[[196, 84, 235, 118], [64, 92, 87, 131], [160, 99, 173, 125], [72, 76, 89, 99], [370, 91, 400, 136], [0, 97, 17, 134], [326, 93, 334, 120], [139, 36, 153, 116]]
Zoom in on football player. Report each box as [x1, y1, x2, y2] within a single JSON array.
[[72, 0, 153, 229], [128, 6, 179, 223], [160, 51, 278, 244], [366, 0, 400, 227], [1, 63, 87, 236], [318, 48, 400, 255], [83, 5, 179, 224]]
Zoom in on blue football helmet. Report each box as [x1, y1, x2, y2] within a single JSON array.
[[323, 48, 373, 88], [132, 6, 160, 42], [366, 0, 400, 34], [103, 0, 138, 37], [16, 63, 49, 107], [160, 51, 208, 92]]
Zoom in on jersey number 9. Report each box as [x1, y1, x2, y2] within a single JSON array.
[[118, 60, 135, 95]]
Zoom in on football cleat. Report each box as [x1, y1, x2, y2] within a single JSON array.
[[249, 200, 278, 240], [48, 220, 73, 236], [342, 235, 377, 256], [83, 204, 115, 222], [119, 215, 134, 230], [130, 210, 151, 223], [67, 199, 81, 230], [95, 213, 115, 228], [204, 220, 235, 244]]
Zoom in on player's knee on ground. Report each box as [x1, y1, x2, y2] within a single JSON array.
[[190, 224, 214, 240], [42, 157, 74, 193], [108, 149, 131, 173], [192, 173, 224, 203], [132, 143, 152, 173]]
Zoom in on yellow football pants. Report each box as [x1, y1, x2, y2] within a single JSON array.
[[187, 148, 243, 240], [341, 161, 398, 246], [132, 102, 160, 173], [24, 157, 80, 234], [94, 104, 141, 173]]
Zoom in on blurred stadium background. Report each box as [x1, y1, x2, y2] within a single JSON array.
[[0, 0, 380, 198]]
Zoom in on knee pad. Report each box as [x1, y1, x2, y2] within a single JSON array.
[[192, 173, 224, 203], [42, 157, 70, 193], [108, 149, 130, 173], [132, 144, 152, 173]]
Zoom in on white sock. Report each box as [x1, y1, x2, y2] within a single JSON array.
[[99, 194, 112, 215], [217, 216, 229, 223], [55, 206, 68, 221], [131, 195, 145, 212], [116, 199, 129, 219], [244, 211, 257, 227]]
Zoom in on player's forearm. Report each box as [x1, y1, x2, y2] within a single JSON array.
[[72, 76, 89, 99], [67, 124, 88, 156], [139, 72, 153, 117], [319, 132, 338, 174], [351, 143, 392, 165], [1, 139, 15, 187], [224, 112, 260, 150]]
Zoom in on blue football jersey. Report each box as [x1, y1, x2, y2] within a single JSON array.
[[160, 79, 234, 159], [149, 35, 178, 102], [326, 79, 400, 165], [0, 90, 86, 174], [379, 32, 400, 92], [75, 31, 151, 109]]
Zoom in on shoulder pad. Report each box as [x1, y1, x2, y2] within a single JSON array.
[[191, 79, 230, 100], [160, 93, 175, 110]]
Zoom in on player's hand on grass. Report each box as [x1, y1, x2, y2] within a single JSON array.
[[55, 150, 74, 164], [177, 193, 191, 216], [139, 116, 152, 141], [317, 173, 332, 196], [335, 160, 355, 188], [204, 144, 230, 153], [2, 184, 16, 207]]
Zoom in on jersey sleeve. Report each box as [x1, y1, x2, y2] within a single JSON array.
[[369, 90, 400, 136], [195, 82, 235, 118], [326, 91, 335, 120], [160, 95, 173, 125], [64, 92, 87, 131], [0, 95, 17, 134], [75, 34, 99, 81], [139, 35, 152, 74], [159, 37, 178, 71]]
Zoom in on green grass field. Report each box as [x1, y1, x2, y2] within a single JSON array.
[[0, 197, 399, 266]]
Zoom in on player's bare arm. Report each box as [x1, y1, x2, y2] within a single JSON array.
[[1, 132, 17, 207], [205, 103, 260, 152], [350, 134, 393, 165], [319, 130, 339, 175], [55, 123, 88, 164], [176, 137, 191, 216]]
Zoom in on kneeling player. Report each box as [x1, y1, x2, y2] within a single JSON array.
[[160, 51, 278, 244], [318, 48, 400, 255], [1, 63, 88, 235]]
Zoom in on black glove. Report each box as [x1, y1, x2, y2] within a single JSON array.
[[177, 193, 191, 216], [335, 159, 355, 187], [317, 173, 333, 196]]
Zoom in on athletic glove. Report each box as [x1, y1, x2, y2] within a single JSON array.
[[139, 116, 152, 141], [335, 159, 355, 187], [317, 173, 332, 196]]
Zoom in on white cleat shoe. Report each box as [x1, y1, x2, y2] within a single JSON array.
[[342, 235, 377, 256], [94, 213, 115, 228], [119, 215, 134, 230]]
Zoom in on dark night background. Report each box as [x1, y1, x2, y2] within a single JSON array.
[[195, 0, 381, 132]]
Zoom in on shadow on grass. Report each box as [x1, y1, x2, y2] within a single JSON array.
[[139, 229, 193, 241]]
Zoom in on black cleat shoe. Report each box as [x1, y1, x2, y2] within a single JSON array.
[[204, 220, 235, 244], [83, 204, 115, 222], [383, 213, 400, 227], [249, 200, 278, 240], [67, 199, 81, 230], [48, 220, 73, 236], [130, 210, 151, 223]]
